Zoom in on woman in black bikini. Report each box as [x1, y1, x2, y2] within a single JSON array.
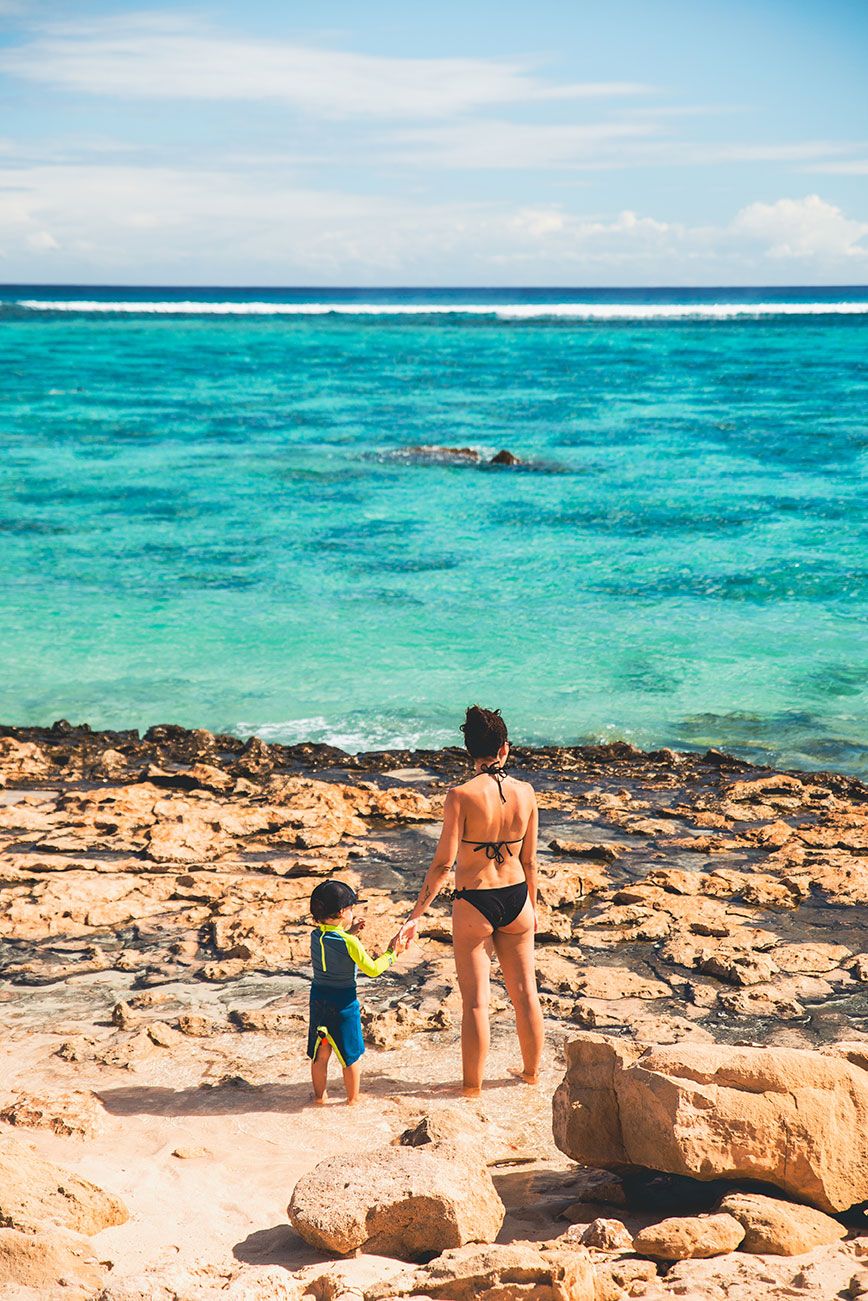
[[395, 706, 543, 1096]]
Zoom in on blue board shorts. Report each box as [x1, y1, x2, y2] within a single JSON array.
[[307, 984, 365, 1068]]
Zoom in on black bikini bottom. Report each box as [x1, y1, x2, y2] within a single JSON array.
[[453, 880, 528, 930]]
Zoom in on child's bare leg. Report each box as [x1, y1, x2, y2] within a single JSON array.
[[311, 1037, 331, 1102], [342, 1061, 361, 1105]]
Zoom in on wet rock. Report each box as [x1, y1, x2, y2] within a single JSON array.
[[717, 1191, 847, 1255], [553, 1033, 868, 1212], [633, 1212, 744, 1260], [287, 1142, 504, 1258], [0, 1138, 128, 1233], [489, 449, 520, 466]]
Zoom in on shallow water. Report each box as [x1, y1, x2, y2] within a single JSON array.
[[1, 285, 867, 774]]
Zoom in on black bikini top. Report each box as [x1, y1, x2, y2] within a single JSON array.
[[461, 762, 520, 864]]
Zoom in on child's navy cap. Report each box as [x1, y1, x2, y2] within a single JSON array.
[[310, 879, 361, 921]]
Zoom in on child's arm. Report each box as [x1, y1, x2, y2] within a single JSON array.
[[342, 931, 399, 978]]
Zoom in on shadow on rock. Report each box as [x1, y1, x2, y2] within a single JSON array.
[[233, 1223, 323, 1271]]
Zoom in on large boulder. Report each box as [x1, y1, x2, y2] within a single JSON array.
[[0, 1139, 129, 1234], [717, 1191, 847, 1255], [553, 1034, 868, 1211], [288, 1142, 504, 1259]]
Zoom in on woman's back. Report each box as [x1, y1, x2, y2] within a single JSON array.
[[454, 768, 536, 888]]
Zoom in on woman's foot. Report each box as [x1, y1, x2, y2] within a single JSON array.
[[313, 1093, 327, 1105], [508, 1066, 539, 1085]]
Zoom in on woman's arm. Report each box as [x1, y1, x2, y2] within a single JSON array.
[[520, 794, 539, 930], [395, 788, 461, 943]]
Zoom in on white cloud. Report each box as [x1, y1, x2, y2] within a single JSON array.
[[731, 195, 868, 259], [386, 122, 864, 173], [0, 14, 651, 119], [25, 229, 57, 250], [806, 160, 868, 175], [1, 158, 865, 282], [390, 120, 657, 169]]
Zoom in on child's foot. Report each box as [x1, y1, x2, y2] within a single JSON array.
[[508, 1067, 540, 1086], [346, 1096, 362, 1107], [460, 1085, 482, 1099], [313, 1093, 327, 1105]]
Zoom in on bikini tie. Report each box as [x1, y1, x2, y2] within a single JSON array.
[[472, 841, 508, 864], [480, 762, 508, 803]]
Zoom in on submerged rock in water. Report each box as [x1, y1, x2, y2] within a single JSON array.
[[287, 1141, 505, 1258], [553, 1033, 868, 1212]]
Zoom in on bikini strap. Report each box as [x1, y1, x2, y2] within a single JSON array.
[[480, 762, 508, 803]]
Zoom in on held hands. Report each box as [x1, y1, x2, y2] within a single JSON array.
[[389, 917, 420, 955]]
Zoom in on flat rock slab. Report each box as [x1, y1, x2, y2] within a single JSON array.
[[288, 1141, 505, 1259], [553, 1033, 868, 1212]]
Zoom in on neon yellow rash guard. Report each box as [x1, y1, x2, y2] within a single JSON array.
[[310, 923, 395, 989]]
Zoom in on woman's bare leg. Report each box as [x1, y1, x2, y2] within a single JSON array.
[[493, 898, 543, 1083], [452, 899, 494, 1095]]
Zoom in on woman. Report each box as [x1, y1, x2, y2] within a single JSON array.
[[395, 705, 544, 1096]]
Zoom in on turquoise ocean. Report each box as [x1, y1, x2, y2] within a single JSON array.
[[1, 285, 867, 776]]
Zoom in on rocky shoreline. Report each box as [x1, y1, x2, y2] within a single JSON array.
[[2, 722, 868, 1299]]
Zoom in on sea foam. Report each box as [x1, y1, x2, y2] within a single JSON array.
[[14, 299, 868, 319]]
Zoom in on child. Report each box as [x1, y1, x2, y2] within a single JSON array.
[[307, 879, 405, 1105]]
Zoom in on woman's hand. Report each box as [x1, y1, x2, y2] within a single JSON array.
[[395, 917, 420, 948]]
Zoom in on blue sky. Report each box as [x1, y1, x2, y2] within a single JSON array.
[[1, 0, 866, 285]]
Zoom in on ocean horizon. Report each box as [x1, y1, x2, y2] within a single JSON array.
[[2, 283, 867, 776]]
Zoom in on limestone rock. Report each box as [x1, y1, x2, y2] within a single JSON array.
[[146, 818, 234, 863], [717, 1191, 847, 1255], [287, 1142, 504, 1258], [360, 1003, 450, 1048], [0, 1139, 128, 1234], [365, 1242, 595, 1301], [552, 1033, 868, 1212], [633, 1213, 744, 1260], [0, 1089, 106, 1139], [573, 1217, 634, 1252], [0, 1225, 104, 1297], [147, 1022, 186, 1048], [396, 1108, 489, 1151]]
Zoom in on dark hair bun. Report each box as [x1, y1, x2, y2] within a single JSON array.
[[460, 705, 508, 758]]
